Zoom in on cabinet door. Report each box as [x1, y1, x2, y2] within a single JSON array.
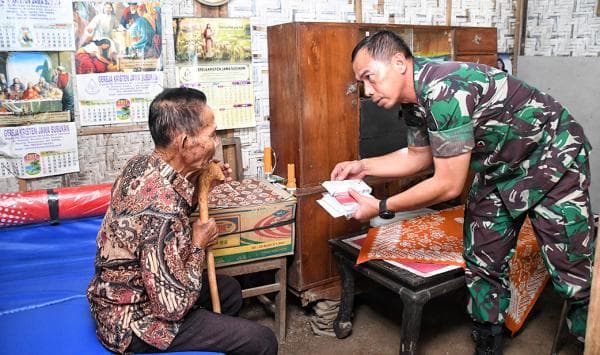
[[274, 23, 360, 188], [455, 54, 497, 67], [268, 23, 302, 184], [288, 192, 363, 291], [453, 27, 497, 54]]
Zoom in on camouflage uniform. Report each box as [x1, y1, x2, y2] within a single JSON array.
[[403, 57, 594, 340]]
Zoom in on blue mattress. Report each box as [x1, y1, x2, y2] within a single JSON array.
[[0, 216, 221, 355]]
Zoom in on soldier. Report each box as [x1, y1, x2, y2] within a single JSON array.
[[330, 30, 594, 354]]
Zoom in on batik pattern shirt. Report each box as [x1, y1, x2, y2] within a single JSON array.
[[403, 57, 591, 217], [87, 153, 204, 354]]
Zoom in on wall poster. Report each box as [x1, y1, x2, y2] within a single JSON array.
[[73, 1, 163, 126], [0, 51, 74, 126], [496, 52, 513, 75], [174, 17, 255, 130]]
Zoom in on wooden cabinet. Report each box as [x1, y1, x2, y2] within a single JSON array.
[[453, 27, 498, 66], [267, 22, 497, 302]]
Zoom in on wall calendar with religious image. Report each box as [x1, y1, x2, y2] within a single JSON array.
[[173, 17, 255, 130], [73, 1, 164, 126], [0, 0, 75, 51]]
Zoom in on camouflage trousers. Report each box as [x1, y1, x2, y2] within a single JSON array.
[[463, 151, 595, 342]]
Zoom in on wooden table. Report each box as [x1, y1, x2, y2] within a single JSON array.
[[217, 257, 287, 342], [329, 237, 465, 355]]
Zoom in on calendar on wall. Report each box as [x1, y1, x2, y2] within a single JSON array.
[[0, 0, 75, 51], [0, 122, 79, 179], [76, 71, 163, 126], [177, 66, 255, 130], [78, 97, 152, 125], [173, 17, 255, 130]]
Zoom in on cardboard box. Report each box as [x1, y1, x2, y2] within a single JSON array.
[[200, 179, 296, 266]]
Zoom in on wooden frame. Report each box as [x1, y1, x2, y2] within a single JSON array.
[[217, 257, 287, 342], [220, 136, 243, 181], [584, 217, 600, 354]]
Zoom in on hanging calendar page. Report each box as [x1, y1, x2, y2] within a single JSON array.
[[174, 17, 255, 130], [0, 122, 79, 178], [0, 0, 75, 51], [73, 1, 163, 126]]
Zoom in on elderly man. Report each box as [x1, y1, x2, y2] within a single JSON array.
[[331, 30, 594, 354], [87, 87, 277, 355]]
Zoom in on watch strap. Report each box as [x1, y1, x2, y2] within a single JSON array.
[[378, 198, 395, 219], [379, 198, 387, 215]]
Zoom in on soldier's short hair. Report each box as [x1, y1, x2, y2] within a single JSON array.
[[351, 30, 413, 62]]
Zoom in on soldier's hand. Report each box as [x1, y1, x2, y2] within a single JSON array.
[[330, 160, 366, 181], [348, 188, 378, 222]]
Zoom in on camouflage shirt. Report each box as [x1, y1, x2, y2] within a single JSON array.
[[403, 57, 591, 217], [87, 153, 204, 353]]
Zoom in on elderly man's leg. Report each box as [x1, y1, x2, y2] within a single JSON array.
[[166, 307, 278, 355], [128, 273, 277, 354]]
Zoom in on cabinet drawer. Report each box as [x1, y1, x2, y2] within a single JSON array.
[[454, 28, 497, 54], [455, 54, 497, 67]]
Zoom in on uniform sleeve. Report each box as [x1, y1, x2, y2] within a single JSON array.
[[422, 69, 482, 157], [403, 105, 430, 147], [139, 215, 205, 322]]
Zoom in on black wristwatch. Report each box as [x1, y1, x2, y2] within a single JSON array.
[[378, 198, 395, 219]]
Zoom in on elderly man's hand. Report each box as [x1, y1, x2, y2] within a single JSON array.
[[191, 218, 218, 249], [219, 161, 233, 182], [209, 160, 233, 191]]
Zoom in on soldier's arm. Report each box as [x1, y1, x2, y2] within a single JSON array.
[[349, 150, 470, 221], [360, 145, 433, 178]]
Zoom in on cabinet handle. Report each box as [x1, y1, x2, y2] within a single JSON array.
[[472, 34, 482, 46], [346, 83, 358, 95]]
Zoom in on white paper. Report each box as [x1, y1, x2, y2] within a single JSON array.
[[322, 179, 372, 195], [318, 180, 374, 218]]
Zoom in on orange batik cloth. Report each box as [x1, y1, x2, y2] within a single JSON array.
[[357, 205, 549, 334]]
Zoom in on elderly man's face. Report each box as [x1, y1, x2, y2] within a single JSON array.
[[182, 106, 219, 174]]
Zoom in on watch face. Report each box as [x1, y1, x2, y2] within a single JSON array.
[[196, 0, 229, 5], [379, 210, 395, 219]]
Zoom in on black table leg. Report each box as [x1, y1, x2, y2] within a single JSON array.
[[399, 297, 425, 355], [333, 252, 355, 339]]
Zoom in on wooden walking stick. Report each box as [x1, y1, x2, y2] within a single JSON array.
[[198, 161, 225, 313]]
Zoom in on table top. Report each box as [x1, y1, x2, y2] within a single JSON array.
[[329, 236, 464, 290]]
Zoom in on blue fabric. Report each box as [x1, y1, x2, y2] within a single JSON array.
[[0, 217, 221, 355], [0, 296, 112, 355], [0, 217, 101, 313]]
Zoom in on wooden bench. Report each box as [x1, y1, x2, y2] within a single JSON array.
[[217, 257, 287, 342]]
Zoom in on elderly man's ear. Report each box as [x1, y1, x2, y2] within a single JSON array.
[[174, 133, 188, 152]]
